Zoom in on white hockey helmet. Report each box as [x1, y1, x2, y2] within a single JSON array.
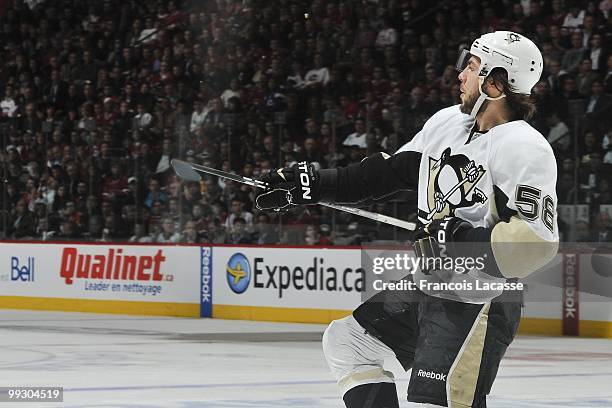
[[456, 31, 543, 117]]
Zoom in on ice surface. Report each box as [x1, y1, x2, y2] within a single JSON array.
[[1, 310, 611, 408]]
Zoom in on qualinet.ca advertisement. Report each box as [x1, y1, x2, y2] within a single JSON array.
[[211, 247, 364, 310], [0, 243, 200, 303]]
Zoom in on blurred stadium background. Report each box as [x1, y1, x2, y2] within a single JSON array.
[[0, 0, 610, 245]]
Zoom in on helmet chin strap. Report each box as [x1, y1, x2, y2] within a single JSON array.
[[469, 76, 507, 118]]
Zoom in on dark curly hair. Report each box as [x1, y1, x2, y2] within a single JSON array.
[[486, 67, 538, 122]]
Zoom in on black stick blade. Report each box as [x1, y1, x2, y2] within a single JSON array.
[[171, 159, 201, 181]]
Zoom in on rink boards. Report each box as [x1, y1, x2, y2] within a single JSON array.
[[1, 241, 611, 338], [0, 242, 200, 316]]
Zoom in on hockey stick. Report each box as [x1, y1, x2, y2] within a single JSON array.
[[171, 159, 417, 231]]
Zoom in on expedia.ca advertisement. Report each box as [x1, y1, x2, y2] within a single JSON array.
[[212, 247, 364, 310]]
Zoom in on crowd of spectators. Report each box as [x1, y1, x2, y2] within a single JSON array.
[[0, 0, 611, 244]]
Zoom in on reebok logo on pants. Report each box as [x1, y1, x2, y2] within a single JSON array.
[[417, 369, 447, 381]]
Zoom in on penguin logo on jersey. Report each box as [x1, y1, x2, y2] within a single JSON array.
[[424, 147, 487, 221]]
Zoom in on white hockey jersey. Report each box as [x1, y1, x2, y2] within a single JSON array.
[[397, 105, 559, 303]]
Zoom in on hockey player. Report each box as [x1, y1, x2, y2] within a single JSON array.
[[256, 31, 559, 408]]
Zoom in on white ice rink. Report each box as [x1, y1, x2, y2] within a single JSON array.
[[1, 310, 612, 408]]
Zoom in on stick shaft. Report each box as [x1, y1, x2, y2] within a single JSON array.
[[321, 202, 416, 230], [188, 162, 268, 189], [174, 160, 416, 231]]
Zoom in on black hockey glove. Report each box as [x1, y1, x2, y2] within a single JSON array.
[[413, 216, 472, 261], [255, 161, 321, 212]]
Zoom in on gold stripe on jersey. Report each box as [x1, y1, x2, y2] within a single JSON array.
[[491, 216, 559, 278], [446, 303, 490, 408]]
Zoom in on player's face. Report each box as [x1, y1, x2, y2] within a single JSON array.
[[458, 56, 481, 114]]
